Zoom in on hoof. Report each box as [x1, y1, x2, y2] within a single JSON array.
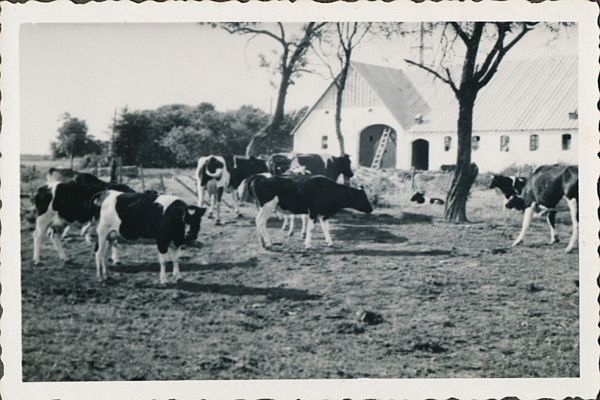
[[112, 261, 122, 266], [564, 246, 575, 254], [549, 238, 559, 245], [215, 220, 223, 226], [236, 213, 243, 219], [207, 214, 214, 219], [511, 240, 522, 247]]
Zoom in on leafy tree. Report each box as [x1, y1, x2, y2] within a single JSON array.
[[405, 22, 541, 222], [215, 22, 327, 156], [51, 113, 102, 168]]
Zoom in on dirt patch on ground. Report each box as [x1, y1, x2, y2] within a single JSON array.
[[20, 176, 579, 381]]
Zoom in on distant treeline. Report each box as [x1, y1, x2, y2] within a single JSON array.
[[111, 103, 307, 168]]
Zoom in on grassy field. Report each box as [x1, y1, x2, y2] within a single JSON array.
[[20, 166, 579, 380]]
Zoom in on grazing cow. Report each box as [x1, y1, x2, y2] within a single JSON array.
[[94, 190, 206, 283], [410, 191, 445, 205], [505, 164, 578, 253], [32, 175, 134, 265], [489, 174, 528, 199], [247, 174, 373, 249], [290, 153, 354, 182], [196, 155, 268, 224], [267, 153, 294, 175]]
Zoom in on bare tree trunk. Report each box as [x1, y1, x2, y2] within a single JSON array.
[[334, 62, 350, 156], [246, 70, 291, 157], [444, 95, 478, 222]]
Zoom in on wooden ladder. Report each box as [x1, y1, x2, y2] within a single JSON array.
[[370, 127, 392, 169]]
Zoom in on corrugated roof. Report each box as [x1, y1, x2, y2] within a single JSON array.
[[407, 55, 578, 133], [352, 61, 430, 130]]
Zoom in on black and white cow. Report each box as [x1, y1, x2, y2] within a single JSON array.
[[410, 191, 445, 205], [267, 153, 294, 175], [32, 174, 134, 265], [490, 174, 528, 199], [290, 153, 354, 182], [505, 164, 578, 253], [196, 155, 268, 224], [93, 190, 206, 283], [247, 174, 373, 249]]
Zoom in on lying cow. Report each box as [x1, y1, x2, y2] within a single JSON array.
[[32, 174, 134, 265], [93, 190, 206, 283], [196, 155, 268, 225], [247, 174, 373, 249], [505, 164, 578, 253], [290, 153, 354, 182], [410, 191, 445, 205]]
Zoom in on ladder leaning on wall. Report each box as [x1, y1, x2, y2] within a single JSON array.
[[370, 127, 393, 169]]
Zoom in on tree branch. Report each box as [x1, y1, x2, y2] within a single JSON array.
[[405, 58, 459, 96], [449, 22, 471, 46], [221, 24, 286, 47]]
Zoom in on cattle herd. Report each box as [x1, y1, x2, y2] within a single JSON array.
[[29, 153, 579, 285]]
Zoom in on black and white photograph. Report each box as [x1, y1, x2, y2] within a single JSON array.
[[1, 2, 598, 399]]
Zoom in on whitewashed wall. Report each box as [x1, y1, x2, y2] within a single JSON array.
[[405, 130, 578, 172]]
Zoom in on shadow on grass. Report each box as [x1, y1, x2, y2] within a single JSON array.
[[176, 281, 322, 301], [108, 257, 258, 274], [333, 225, 408, 244], [334, 211, 433, 226], [323, 248, 452, 257]]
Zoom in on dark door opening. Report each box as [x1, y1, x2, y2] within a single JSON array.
[[411, 139, 429, 170], [359, 125, 396, 168]]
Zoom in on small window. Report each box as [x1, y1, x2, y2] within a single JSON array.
[[500, 135, 510, 152], [529, 134, 539, 151], [562, 134, 572, 150], [444, 136, 452, 151], [321, 135, 328, 150], [472, 136, 480, 151]]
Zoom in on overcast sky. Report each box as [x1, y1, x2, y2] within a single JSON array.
[[20, 23, 577, 155]]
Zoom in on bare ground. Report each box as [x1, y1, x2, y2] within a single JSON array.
[[20, 181, 579, 381]]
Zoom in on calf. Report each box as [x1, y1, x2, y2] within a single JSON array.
[[196, 155, 268, 224], [94, 190, 206, 283], [505, 164, 578, 253], [32, 175, 134, 265], [290, 153, 354, 182], [410, 191, 445, 205], [248, 174, 373, 249]]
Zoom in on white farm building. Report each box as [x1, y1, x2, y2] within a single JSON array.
[[291, 56, 578, 173]]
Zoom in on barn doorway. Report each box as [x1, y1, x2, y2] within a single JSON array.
[[359, 124, 397, 168], [411, 139, 429, 170]]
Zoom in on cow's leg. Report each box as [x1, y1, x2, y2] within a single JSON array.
[[33, 212, 54, 265], [197, 181, 205, 208], [304, 218, 316, 249], [110, 242, 121, 265], [565, 198, 578, 253], [232, 190, 242, 217], [94, 228, 110, 282], [281, 215, 289, 232], [256, 199, 277, 248], [81, 221, 94, 244], [319, 217, 334, 246], [158, 251, 169, 285], [546, 211, 559, 244], [255, 208, 266, 247], [171, 247, 182, 281], [287, 215, 295, 237], [207, 193, 216, 218], [215, 187, 224, 225], [300, 215, 308, 238], [512, 203, 535, 247], [60, 225, 71, 240], [49, 226, 69, 265]]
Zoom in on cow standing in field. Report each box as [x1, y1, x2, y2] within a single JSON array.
[[247, 174, 373, 249], [505, 164, 578, 253], [93, 190, 206, 283], [32, 173, 134, 265], [290, 153, 354, 182], [196, 155, 268, 225]]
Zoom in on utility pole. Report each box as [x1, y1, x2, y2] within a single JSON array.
[[110, 109, 118, 183]]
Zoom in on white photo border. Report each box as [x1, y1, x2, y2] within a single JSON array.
[[1, 1, 598, 399]]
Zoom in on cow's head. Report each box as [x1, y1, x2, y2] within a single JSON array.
[[489, 174, 502, 190], [269, 155, 292, 175], [505, 195, 527, 211], [513, 177, 527, 194], [205, 157, 225, 178], [183, 206, 207, 242], [410, 191, 426, 204], [337, 154, 354, 179], [355, 185, 373, 214]]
